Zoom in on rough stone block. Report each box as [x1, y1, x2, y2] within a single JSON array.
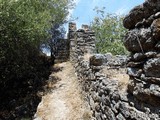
[[144, 58, 160, 78], [151, 18, 160, 41], [90, 54, 105, 66], [124, 28, 154, 52]]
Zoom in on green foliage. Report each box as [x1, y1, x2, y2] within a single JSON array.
[[0, 0, 74, 118], [0, 0, 73, 119], [91, 8, 129, 55], [40, 0, 74, 60], [0, 1, 73, 117], [0, 0, 73, 45], [0, 0, 71, 81]]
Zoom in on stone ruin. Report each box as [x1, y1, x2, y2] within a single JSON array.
[[124, 0, 160, 111], [68, 22, 96, 63], [54, 38, 69, 62], [65, 0, 160, 119]]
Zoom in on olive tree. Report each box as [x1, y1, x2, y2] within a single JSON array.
[[91, 8, 128, 55]]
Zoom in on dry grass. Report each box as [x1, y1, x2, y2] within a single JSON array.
[[102, 67, 129, 92], [82, 110, 92, 120], [35, 62, 91, 120], [83, 53, 92, 61]]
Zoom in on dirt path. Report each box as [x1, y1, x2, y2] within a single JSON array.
[[34, 62, 91, 120]]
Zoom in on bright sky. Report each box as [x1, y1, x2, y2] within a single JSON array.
[[68, 0, 145, 29], [45, 0, 145, 55]]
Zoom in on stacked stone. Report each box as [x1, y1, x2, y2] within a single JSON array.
[[75, 25, 96, 56], [82, 25, 96, 54], [81, 54, 130, 120], [55, 39, 70, 62], [75, 29, 86, 58], [87, 62, 120, 120], [69, 23, 96, 63], [68, 23, 160, 119], [68, 22, 77, 63], [123, 0, 160, 107]]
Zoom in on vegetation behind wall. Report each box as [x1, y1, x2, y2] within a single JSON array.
[[0, 0, 73, 119], [91, 8, 129, 55]]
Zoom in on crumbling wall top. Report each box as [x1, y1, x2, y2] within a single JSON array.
[[123, 0, 160, 29]]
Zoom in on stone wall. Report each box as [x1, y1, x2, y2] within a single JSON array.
[[74, 54, 130, 120], [55, 39, 70, 62], [68, 1, 160, 119], [68, 22, 96, 63], [123, 0, 160, 118]]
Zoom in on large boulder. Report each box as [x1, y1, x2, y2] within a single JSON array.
[[106, 55, 127, 66], [123, 5, 144, 29], [124, 28, 154, 52], [123, 0, 160, 29], [151, 18, 160, 41], [144, 58, 160, 78], [89, 54, 105, 66]]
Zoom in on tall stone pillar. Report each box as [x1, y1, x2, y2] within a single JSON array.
[[68, 23, 96, 63], [68, 22, 77, 62], [81, 24, 96, 54]]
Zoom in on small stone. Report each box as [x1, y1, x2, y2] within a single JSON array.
[[155, 12, 160, 18], [104, 107, 116, 120], [144, 107, 150, 114], [92, 92, 101, 102], [111, 92, 120, 102], [89, 96, 95, 110], [151, 18, 160, 41], [90, 54, 105, 66], [104, 53, 112, 62], [155, 42, 160, 50], [95, 103, 101, 112], [127, 67, 142, 77], [127, 61, 144, 67], [141, 74, 160, 84], [144, 58, 160, 78], [129, 102, 134, 107], [145, 51, 157, 58], [101, 114, 107, 120], [120, 94, 128, 102], [133, 53, 146, 61], [95, 111, 102, 120], [116, 113, 126, 120]]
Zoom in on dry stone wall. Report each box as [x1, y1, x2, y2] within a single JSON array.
[[68, 22, 96, 63], [123, 0, 160, 114], [68, 1, 160, 119], [54, 39, 70, 62]]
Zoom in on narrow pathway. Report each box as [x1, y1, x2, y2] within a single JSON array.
[[34, 62, 91, 120]]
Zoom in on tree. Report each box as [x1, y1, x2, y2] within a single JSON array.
[[91, 8, 128, 55], [41, 0, 74, 62], [0, 0, 73, 80], [48, 24, 66, 61], [0, 0, 74, 118], [0, 0, 73, 105], [0, 0, 75, 118]]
